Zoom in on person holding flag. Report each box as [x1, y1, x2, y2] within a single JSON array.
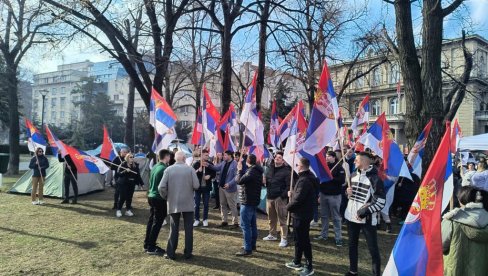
[[344, 151, 385, 276], [115, 153, 144, 217], [58, 152, 78, 204], [28, 147, 49, 205]]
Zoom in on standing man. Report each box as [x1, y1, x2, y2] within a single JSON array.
[[112, 148, 129, 209], [192, 149, 216, 227], [235, 154, 263, 256], [58, 152, 78, 204], [285, 158, 318, 276], [159, 151, 199, 260], [207, 150, 239, 227], [144, 149, 170, 255], [315, 151, 345, 246], [341, 147, 355, 220], [29, 148, 49, 205], [344, 152, 385, 276], [263, 151, 291, 247]]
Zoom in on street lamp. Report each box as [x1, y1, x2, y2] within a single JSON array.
[[39, 89, 48, 133]]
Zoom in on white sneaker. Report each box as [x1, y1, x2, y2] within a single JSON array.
[[263, 234, 278, 241], [279, 239, 288, 247], [162, 219, 167, 226], [38, 200, 44, 205], [193, 220, 200, 227], [32, 201, 39, 205], [125, 210, 134, 217], [116, 210, 122, 217], [310, 221, 319, 227], [203, 220, 209, 227]]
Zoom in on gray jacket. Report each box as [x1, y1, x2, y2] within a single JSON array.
[[208, 159, 238, 193], [158, 162, 199, 214]]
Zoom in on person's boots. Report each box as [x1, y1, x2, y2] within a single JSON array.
[[71, 197, 78, 204], [61, 198, 69, 204], [386, 223, 392, 233]]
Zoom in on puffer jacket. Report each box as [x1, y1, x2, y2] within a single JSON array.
[[236, 164, 264, 206], [287, 170, 319, 220], [442, 202, 488, 276], [265, 164, 291, 199]]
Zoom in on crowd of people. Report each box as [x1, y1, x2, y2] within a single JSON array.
[[28, 145, 488, 275]]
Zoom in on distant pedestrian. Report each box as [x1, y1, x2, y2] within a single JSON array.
[[29, 148, 49, 205], [159, 151, 199, 260], [58, 152, 78, 204], [115, 153, 144, 217]]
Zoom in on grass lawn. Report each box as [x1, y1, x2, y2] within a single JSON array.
[[0, 185, 399, 275]]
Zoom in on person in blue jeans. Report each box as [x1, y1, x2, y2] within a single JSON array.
[[192, 149, 216, 227], [235, 154, 263, 256]]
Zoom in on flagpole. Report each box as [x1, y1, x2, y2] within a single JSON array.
[[286, 130, 298, 233], [29, 139, 46, 189]]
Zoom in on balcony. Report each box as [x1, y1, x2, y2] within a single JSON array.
[[475, 110, 488, 120]]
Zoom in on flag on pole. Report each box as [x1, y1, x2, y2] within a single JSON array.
[[384, 123, 453, 276], [24, 118, 47, 153], [451, 118, 462, 153], [239, 72, 264, 147], [249, 144, 270, 163], [219, 104, 239, 135], [201, 85, 220, 156], [278, 100, 304, 145], [351, 95, 370, 134], [100, 126, 118, 161], [284, 107, 308, 171], [268, 100, 280, 148], [45, 125, 66, 156], [150, 88, 178, 138], [407, 119, 433, 179], [63, 142, 110, 174], [190, 108, 205, 146]]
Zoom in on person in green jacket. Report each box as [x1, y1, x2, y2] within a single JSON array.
[[143, 149, 171, 255], [442, 186, 488, 276]]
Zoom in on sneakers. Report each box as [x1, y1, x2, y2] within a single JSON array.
[[38, 200, 44, 205], [193, 220, 200, 227], [235, 249, 252, 257], [70, 199, 77, 204], [202, 220, 209, 227], [344, 272, 358, 276], [146, 246, 165, 256], [125, 210, 134, 217], [231, 223, 240, 229], [116, 210, 122, 217], [162, 219, 168, 226], [386, 223, 392, 233], [313, 235, 327, 241], [61, 199, 69, 204], [300, 267, 315, 276], [335, 240, 343, 247], [310, 221, 319, 227], [263, 234, 278, 241], [212, 206, 220, 210], [285, 261, 303, 271], [279, 239, 288, 247], [32, 201, 39, 205]]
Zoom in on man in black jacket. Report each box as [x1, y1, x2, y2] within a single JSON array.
[[263, 151, 291, 247], [58, 153, 78, 204], [286, 158, 317, 276], [315, 151, 345, 246], [29, 148, 49, 205], [344, 152, 385, 276], [192, 149, 216, 227], [235, 154, 263, 256]]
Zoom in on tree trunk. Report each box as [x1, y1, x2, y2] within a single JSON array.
[[124, 79, 135, 149], [6, 62, 19, 175], [220, 27, 233, 114], [256, 0, 271, 112]]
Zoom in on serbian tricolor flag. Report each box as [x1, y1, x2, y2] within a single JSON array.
[[451, 118, 462, 153], [62, 142, 109, 174], [45, 125, 66, 156], [249, 144, 270, 163], [284, 106, 308, 171], [216, 124, 237, 153], [239, 72, 264, 147], [191, 108, 205, 146], [100, 126, 118, 161], [201, 84, 220, 152], [149, 88, 177, 134], [25, 118, 47, 153], [351, 95, 370, 134], [278, 100, 304, 145], [384, 122, 453, 276], [219, 104, 239, 135], [407, 119, 433, 179], [268, 100, 280, 148]]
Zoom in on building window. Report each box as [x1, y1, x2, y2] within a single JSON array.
[[52, 88, 57, 95], [51, 98, 57, 107], [61, 87, 65, 94], [481, 102, 485, 111], [114, 95, 119, 100], [371, 100, 381, 116], [390, 63, 400, 84], [389, 97, 399, 115], [354, 70, 364, 88], [51, 111, 56, 119], [372, 67, 381, 86], [480, 54, 487, 78], [60, 111, 65, 118], [72, 96, 79, 102], [60, 97, 66, 106]]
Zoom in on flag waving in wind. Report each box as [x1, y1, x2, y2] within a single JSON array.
[[407, 119, 433, 179], [284, 106, 309, 171], [239, 72, 264, 147], [150, 88, 177, 150], [278, 100, 304, 146], [25, 118, 47, 153], [191, 108, 205, 146], [63, 142, 110, 174], [45, 125, 66, 156], [100, 126, 118, 161], [384, 123, 453, 276], [268, 100, 280, 148], [202, 85, 221, 156], [351, 95, 370, 134], [451, 118, 462, 153]]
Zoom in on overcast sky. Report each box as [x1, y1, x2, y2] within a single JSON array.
[[22, 0, 488, 76]]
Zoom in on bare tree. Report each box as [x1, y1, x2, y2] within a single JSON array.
[[0, 0, 53, 175], [382, 0, 472, 170]]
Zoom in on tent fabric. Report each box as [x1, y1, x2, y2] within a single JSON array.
[[458, 133, 488, 151], [133, 157, 150, 186], [9, 157, 105, 198]]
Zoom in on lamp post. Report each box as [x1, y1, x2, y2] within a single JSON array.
[[39, 89, 48, 133]]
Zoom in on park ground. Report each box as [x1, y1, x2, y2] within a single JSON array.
[[0, 175, 398, 276]]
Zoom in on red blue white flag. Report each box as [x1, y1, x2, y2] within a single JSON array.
[[407, 119, 433, 179], [100, 126, 118, 161], [351, 94, 370, 134], [25, 118, 47, 153]]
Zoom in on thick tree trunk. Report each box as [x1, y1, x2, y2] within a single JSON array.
[[221, 28, 233, 114], [124, 79, 135, 149], [256, 0, 271, 112], [6, 63, 19, 175]]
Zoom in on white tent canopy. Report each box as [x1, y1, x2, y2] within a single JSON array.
[[458, 133, 488, 151]]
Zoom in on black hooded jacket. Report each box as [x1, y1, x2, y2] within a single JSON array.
[[287, 170, 319, 220], [237, 164, 264, 206]]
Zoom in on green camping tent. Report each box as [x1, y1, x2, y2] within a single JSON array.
[[9, 157, 105, 198]]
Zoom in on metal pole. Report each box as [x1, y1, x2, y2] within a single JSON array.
[[41, 94, 46, 134]]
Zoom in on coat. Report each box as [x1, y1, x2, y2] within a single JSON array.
[[158, 162, 199, 214], [208, 159, 238, 193], [265, 164, 291, 199], [29, 155, 49, 177], [442, 202, 488, 276], [287, 170, 318, 220], [236, 164, 264, 206]]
